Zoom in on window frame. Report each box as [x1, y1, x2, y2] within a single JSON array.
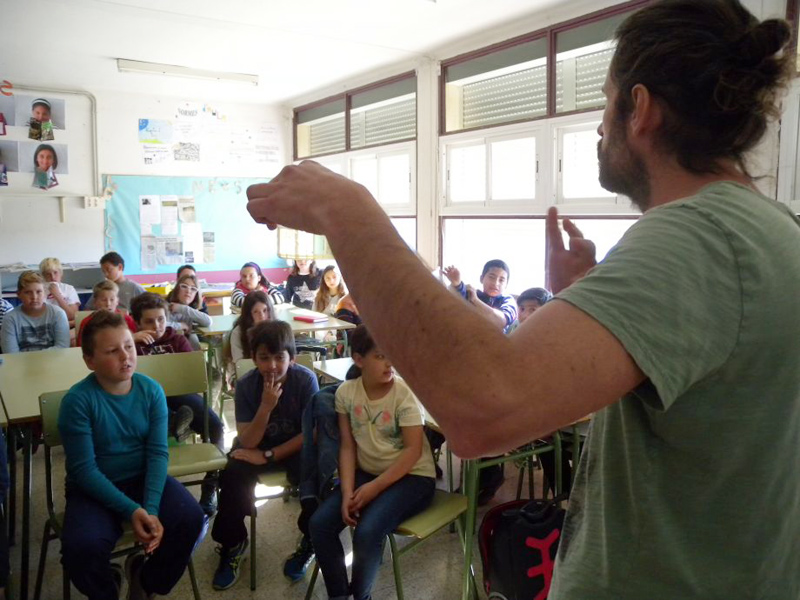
[[441, 122, 546, 215], [438, 0, 650, 136], [293, 71, 417, 161]]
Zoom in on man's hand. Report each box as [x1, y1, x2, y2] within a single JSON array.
[[133, 330, 156, 345], [465, 284, 479, 304], [230, 448, 267, 465], [349, 481, 379, 515], [443, 265, 461, 287], [261, 375, 283, 411], [131, 508, 163, 554], [546, 207, 597, 294], [246, 161, 377, 234]]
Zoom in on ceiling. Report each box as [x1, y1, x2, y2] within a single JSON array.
[[1, 0, 579, 107]]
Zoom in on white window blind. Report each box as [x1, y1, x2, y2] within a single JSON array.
[[350, 97, 416, 148], [461, 66, 547, 130], [556, 47, 613, 113], [309, 115, 346, 156]]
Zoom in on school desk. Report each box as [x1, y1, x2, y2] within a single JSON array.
[[312, 357, 355, 384]]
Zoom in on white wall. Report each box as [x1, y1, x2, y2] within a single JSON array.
[[0, 90, 289, 267]]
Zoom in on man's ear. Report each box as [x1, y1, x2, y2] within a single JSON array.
[[629, 84, 662, 137]]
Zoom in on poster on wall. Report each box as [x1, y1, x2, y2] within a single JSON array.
[[160, 196, 178, 235], [0, 141, 20, 179], [19, 141, 69, 174], [14, 95, 67, 140], [156, 237, 183, 265], [141, 235, 157, 271], [139, 195, 161, 235]]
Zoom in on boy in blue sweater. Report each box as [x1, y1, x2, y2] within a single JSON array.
[[58, 311, 204, 600], [444, 259, 518, 333]]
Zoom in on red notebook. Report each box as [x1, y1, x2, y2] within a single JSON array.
[[294, 315, 328, 323]]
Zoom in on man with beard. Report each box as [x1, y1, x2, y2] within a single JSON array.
[[244, 1, 800, 597]]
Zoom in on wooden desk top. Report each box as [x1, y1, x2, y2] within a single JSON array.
[[0, 348, 90, 422], [313, 357, 355, 383], [199, 305, 356, 337]]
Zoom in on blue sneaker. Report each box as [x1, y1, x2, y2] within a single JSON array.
[[212, 538, 248, 590], [283, 535, 315, 582]]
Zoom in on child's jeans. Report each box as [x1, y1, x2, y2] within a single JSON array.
[[61, 475, 205, 600], [309, 469, 435, 600]]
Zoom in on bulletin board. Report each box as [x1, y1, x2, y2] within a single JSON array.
[[103, 174, 284, 276]]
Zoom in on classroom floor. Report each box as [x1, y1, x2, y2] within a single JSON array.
[[13, 380, 549, 600]]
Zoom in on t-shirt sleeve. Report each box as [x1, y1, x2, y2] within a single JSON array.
[[497, 295, 518, 327], [234, 372, 258, 424], [557, 204, 742, 411], [0, 312, 19, 353], [334, 382, 353, 415], [52, 307, 70, 349], [64, 284, 80, 305], [173, 332, 193, 353], [396, 382, 426, 428]]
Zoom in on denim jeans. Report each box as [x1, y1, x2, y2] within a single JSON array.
[[61, 476, 205, 600], [309, 469, 435, 600]]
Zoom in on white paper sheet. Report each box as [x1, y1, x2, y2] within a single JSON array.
[[160, 196, 178, 235], [178, 196, 196, 222], [182, 222, 204, 265], [141, 236, 157, 271], [139, 195, 161, 235], [156, 237, 183, 265]]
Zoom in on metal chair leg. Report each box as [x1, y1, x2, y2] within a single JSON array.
[[187, 558, 201, 600], [32, 522, 51, 600], [388, 534, 404, 600], [304, 562, 319, 600], [250, 509, 256, 591]]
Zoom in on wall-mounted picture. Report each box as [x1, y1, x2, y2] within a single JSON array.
[[0, 95, 15, 127], [14, 95, 66, 139], [19, 141, 69, 174], [0, 141, 20, 172], [30, 143, 59, 189]]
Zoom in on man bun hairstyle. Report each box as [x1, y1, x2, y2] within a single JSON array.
[[81, 310, 127, 357], [611, 0, 791, 175], [130, 292, 168, 323]]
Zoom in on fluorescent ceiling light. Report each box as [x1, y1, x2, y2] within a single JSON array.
[[116, 59, 258, 86]]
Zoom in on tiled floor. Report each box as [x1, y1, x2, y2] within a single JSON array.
[[10, 386, 549, 600]]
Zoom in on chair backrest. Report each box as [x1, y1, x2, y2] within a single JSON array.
[[235, 358, 255, 380], [136, 351, 208, 396], [40, 390, 68, 448], [295, 354, 314, 370], [74, 310, 94, 334]]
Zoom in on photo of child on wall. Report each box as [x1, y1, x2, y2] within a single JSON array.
[[31, 144, 58, 190], [28, 98, 54, 141]]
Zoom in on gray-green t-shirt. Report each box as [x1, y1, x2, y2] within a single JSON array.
[[550, 182, 800, 600]]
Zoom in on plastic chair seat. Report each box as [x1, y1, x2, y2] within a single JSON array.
[[395, 490, 468, 539], [168, 444, 227, 477]]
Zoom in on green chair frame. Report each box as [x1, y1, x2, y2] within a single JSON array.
[[34, 391, 203, 600], [303, 490, 472, 600]]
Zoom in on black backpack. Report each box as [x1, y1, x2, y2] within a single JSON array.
[[479, 497, 566, 600]]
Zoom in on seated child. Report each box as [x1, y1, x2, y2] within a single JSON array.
[[88, 252, 145, 311], [284, 259, 322, 309], [444, 259, 518, 333], [211, 320, 319, 590], [39, 257, 80, 322], [231, 262, 285, 309], [444, 260, 518, 504], [0, 271, 69, 353], [309, 325, 435, 600], [166, 273, 212, 350], [510, 287, 553, 332], [76, 280, 138, 347], [176, 264, 207, 312], [130, 293, 224, 515], [58, 311, 205, 600], [0, 298, 12, 341], [229, 291, 274, 363], [314, 266, 347, 343]]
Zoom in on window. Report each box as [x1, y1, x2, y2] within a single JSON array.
[[443, 128, 540, 209], [554, 11, 629, 114], [294, 73, 416, 160], [295, 98, 346, 159], [391, 217, 417, 250], [440, 0, 646, 132], [441, 216, 636, 295], [349, 145, 414, 210], [555, 120, 616, 205], [443, 37, 548, 133]]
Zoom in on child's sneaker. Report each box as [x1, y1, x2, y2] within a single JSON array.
[[283, 535, 315, 582], [124, 552, 154, 600], [199, 485, 218, 517], [169, 405, 194, 443], [212, 538, 248, 590]]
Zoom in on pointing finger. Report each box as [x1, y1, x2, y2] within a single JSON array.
[[546, 207, 565, 252]]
